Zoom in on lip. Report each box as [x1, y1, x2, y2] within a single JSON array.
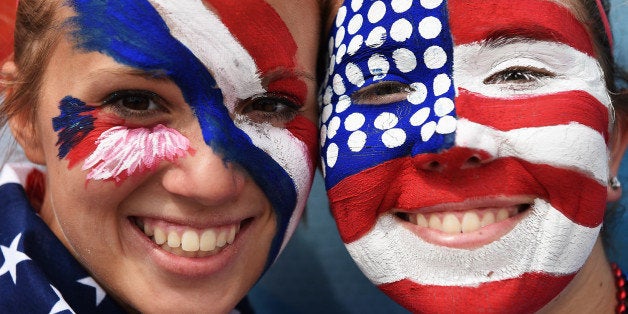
[[123, 214, 254, 278], [393, 196, 536, 249]]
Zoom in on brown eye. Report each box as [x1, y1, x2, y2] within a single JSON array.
[[238, 94, 301, 125], [351, 81, 413, 105], [120, 95, 153, 110], [102, 90, 167, 118], [484, 66, 554, 84]]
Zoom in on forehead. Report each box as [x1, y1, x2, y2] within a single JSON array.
[[327, 0, 593, 53]]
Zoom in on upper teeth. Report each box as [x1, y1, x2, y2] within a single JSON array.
[[405, 208, 515, 234], [140, 219, 240, 254]]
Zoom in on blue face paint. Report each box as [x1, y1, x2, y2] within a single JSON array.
[[52, 96, 95, 159], [65, 0, 297, 268], [320, 0, 457, 188]]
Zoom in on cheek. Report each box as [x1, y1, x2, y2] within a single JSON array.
[[455, 90, 610, 225], [50, 96, 193, 184]]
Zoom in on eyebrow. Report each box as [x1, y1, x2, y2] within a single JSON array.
[[481, 27, 570, 48], [448, 0, 595, 56], [260, 68, 316, 87], [85, 67, 171, 82]]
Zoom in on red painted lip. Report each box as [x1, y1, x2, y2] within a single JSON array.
[[393, 196, 536, 249], [123, 215, 252, 278]]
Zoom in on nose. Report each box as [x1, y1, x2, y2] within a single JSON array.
[[161, 143, 246, 207], [412, 147, 493, 172]]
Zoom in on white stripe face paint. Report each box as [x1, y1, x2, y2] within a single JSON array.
[[342, 38, 610, 293], [147, 0, 265, 110], [146, 0, 313, 254], [454, 41, 611, 110], [346, 199, 600, 286], [235, 118, 312, 250], [455, 119, 609, 183]]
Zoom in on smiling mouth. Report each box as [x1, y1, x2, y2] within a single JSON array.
[[395, 203, 531, 234], [133, 217, 251, 258]]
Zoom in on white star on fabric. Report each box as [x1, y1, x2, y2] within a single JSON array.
[[0, 233, 31, 284], [77, 277, 106, 306], [49, 284, 75, 314]]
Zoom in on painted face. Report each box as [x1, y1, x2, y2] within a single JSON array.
[[34, 0, 318, 312], [321, 0, 610, 312]]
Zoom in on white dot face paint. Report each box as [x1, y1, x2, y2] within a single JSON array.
[[408, 82, 428, 104], [392, 48, 418, 73], [418, 16, 442, 39], [391, 0, 412, 13], [390, 18, 413, 42], [345, 112, 366, 131], [433, 73, 452, 96], [321, 0, 611, 313], [347, 35, 364, 55], [348, 131, 367, 152], [424, 45, 447, 69], [368, 1, 387, 23], [347, 14, 364, 35], [365, 26, 387, 48], [374, 112, 399, 130], [368, 54, 390, 79]]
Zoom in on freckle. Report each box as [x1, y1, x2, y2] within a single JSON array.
[[487, 271, 494, 277]]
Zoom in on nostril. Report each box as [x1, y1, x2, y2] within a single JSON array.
[[468, 155, 481, 165], [423, 160, 443, 172], [462, 154, 483, 169]]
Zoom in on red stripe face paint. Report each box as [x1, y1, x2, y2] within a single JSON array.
[[322, 0, 612, 312], [206, 0, 308, 106], [448, 0, 596, 56]]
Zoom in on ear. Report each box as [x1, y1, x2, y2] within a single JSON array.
[[8, 111, 46, 165], [3, 60, 46, 165], [607, 114, 628, 202]]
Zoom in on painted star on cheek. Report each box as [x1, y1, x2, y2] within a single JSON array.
[[0, 233, 31, 285]]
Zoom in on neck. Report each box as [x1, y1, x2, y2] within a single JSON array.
[[538, 237, 616, 313]]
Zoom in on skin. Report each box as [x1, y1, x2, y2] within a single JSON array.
[[322, 0, 626, 312], [7, 0, 319, 313]]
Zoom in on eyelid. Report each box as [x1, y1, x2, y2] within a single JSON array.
[[102, 90, 161, 105], [351, 81, 413, 105], [236, 93, 302, 126], [101, 89, 170, 120], [484, 57, 555, 78], [483, 66, 555, 85]]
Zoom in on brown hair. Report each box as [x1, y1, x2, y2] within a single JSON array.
[[0, 0, 61, 132]]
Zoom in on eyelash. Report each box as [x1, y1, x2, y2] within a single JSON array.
[[101, 90, 168, 118], [484, 66, 555, 85], [237, 93, 302, 125], [351, 81, 413, 105]]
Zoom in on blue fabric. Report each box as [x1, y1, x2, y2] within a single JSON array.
[[0, 182, 124, 313], [610, 0, 627, 89], [605, 0, 628, 273], [604, 148, 628, 271]]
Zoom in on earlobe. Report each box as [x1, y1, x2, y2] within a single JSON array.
[[607, 111, 628, 202], [8, 113, 46, 165]]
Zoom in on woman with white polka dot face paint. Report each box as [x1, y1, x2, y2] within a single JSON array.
[[320, 0, 628, 312]]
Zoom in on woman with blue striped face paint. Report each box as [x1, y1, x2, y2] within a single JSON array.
[[0, 0, 320, 312], [320, 0, 628, 312]]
